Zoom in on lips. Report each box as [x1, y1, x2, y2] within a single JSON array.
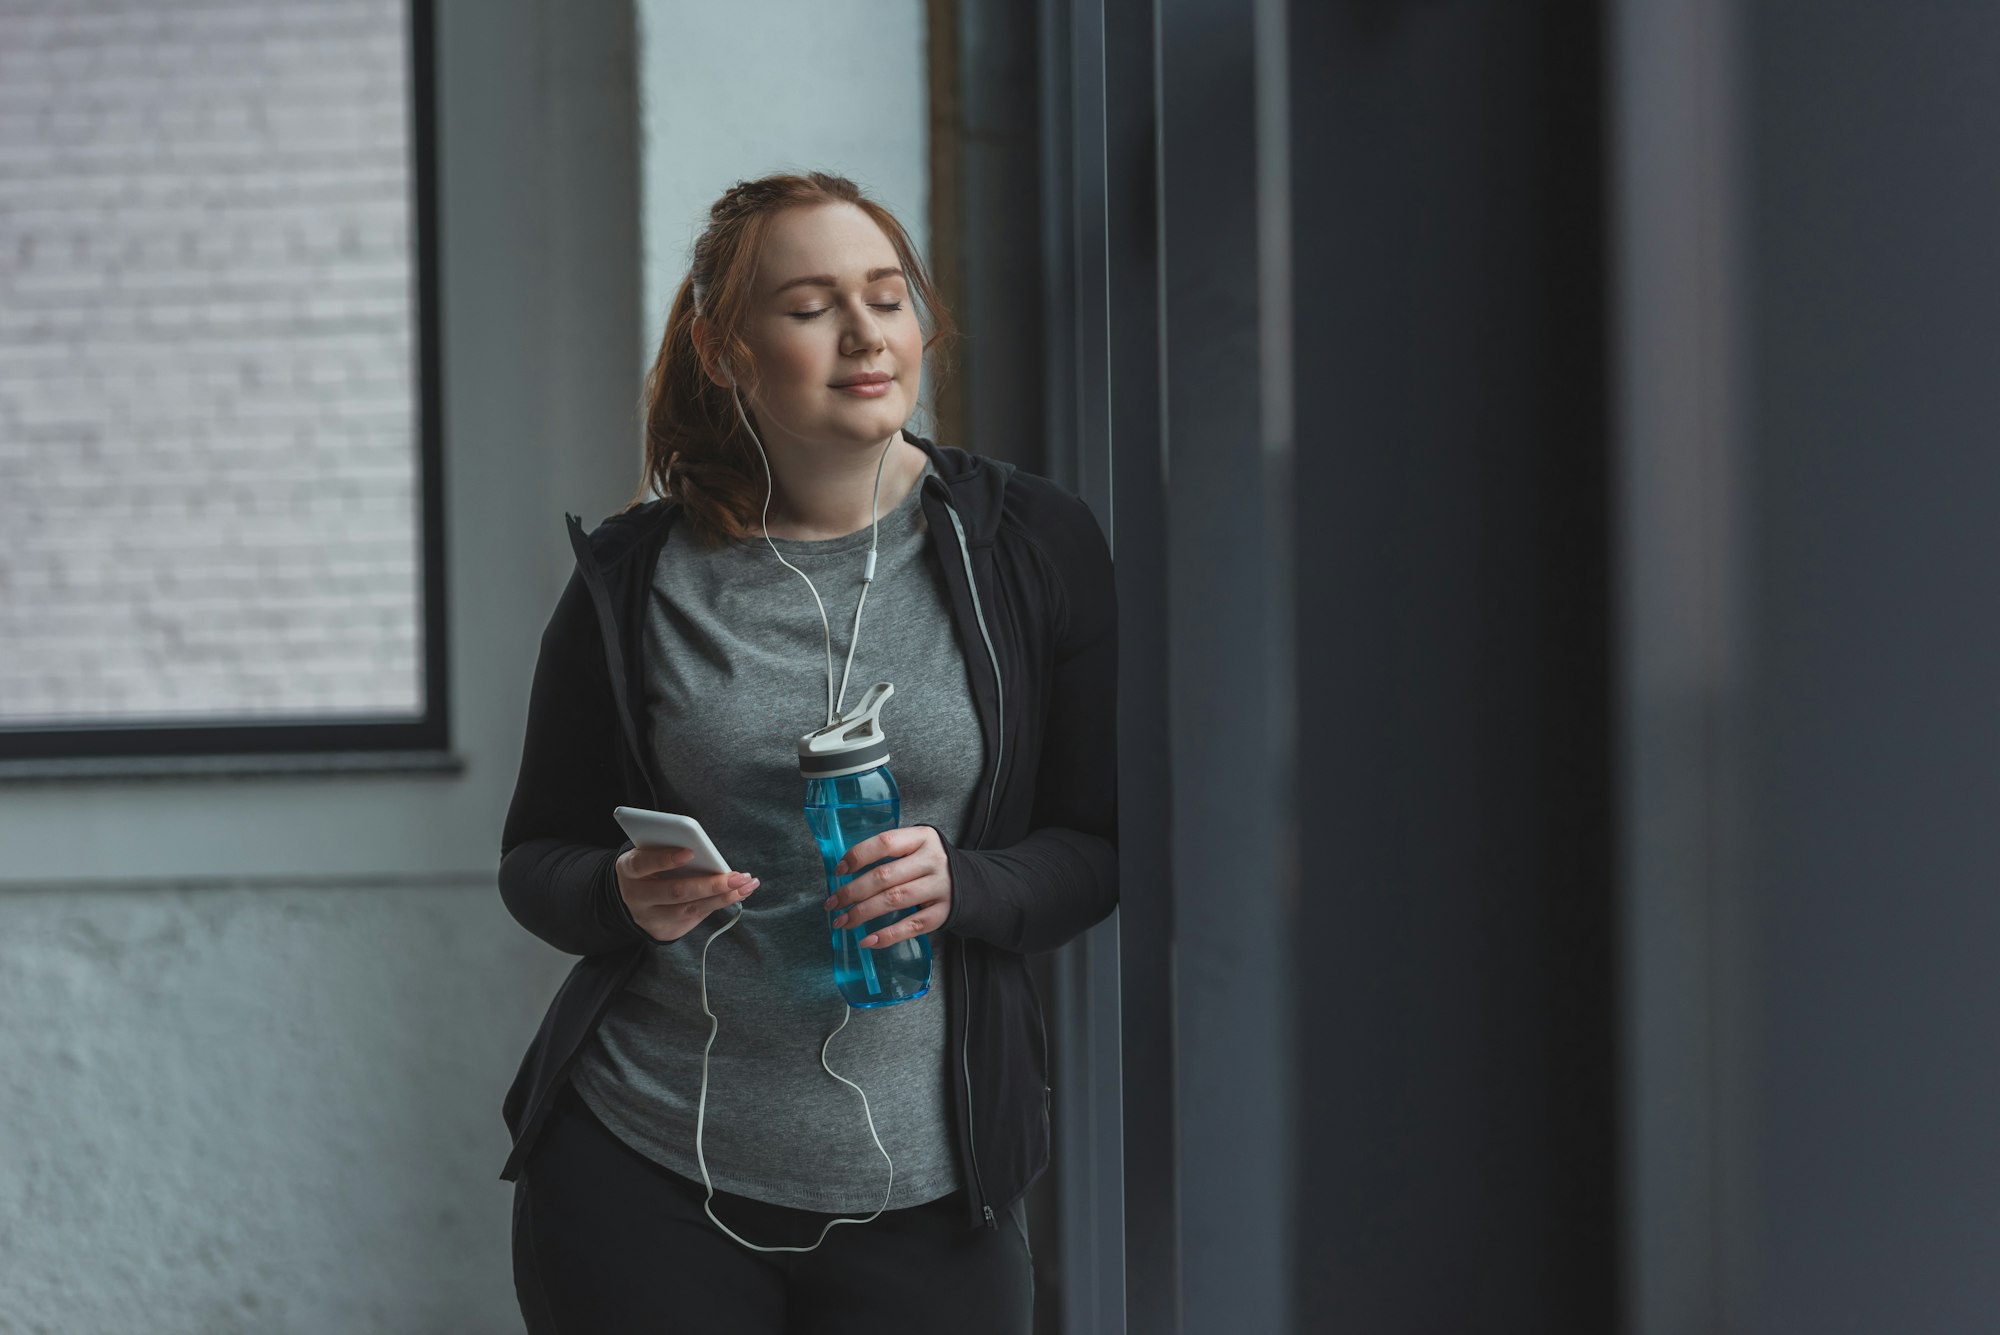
[[831, 372, 893, 387]]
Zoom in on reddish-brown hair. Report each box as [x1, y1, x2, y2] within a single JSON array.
[[626, 171, 957, 547]]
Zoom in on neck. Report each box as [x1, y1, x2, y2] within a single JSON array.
[[756, 430, 929, 541]]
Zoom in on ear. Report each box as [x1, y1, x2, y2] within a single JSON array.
[[689, 316, 736, 390]]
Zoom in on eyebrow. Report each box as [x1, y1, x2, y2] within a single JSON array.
[[771, 267, 907, 296]]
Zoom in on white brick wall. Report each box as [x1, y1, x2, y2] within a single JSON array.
[[0, 0, 423, 725]]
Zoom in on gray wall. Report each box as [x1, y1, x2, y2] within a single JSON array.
[[1283, 3, 1618, 1330], [634, 0, 932, 444], [0, 1, 640, 1329], [1613, 0, 1753, 1328], [1742, 3, 2000, 1329], [1619, 2, 2000, 1331]]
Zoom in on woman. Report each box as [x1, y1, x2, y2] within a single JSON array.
[[497, 171, 1118, 1333]]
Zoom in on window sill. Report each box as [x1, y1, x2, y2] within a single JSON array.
[[0, 751, 468, 785]]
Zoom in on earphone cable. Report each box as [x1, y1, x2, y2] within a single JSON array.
[[733, 388, 895, 725], [691, 384, 901, 1253], [740, 393, 840, 726], [691, 907, 896, 1253], [832, 441, 892, 718]]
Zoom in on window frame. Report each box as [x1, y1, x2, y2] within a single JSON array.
[[0, 0, 449, 769]]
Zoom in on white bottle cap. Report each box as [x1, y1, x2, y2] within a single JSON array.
[[797, 681, 894, 779]]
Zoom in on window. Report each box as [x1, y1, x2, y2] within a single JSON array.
[[0, 0, 445, 766]]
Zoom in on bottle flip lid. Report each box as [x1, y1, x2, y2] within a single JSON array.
[[798, 681, 894, 780]]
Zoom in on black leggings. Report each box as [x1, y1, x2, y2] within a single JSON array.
[[512, 1081, 1034, 1334]]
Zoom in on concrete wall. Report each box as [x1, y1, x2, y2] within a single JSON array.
[[0, 1, 640, 1329]]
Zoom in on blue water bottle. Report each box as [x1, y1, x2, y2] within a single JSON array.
[[800, 681, 933, 1008]]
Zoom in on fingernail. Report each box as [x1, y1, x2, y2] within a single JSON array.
[[728, 872, 753, 888]]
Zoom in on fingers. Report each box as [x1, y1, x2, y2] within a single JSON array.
[[639, 868, 757, 907], [831, 826, 931, 879], [830, 836, 877, 879], [621, 845, 698, 878], [629, 873, 759, 943], [829, 868, 942, 935], [619, 848, 750, 893], [856, 903, 948, 949], [666, 882, 753, 922], [824, 827, 952, 949], [824, 842, 941, 920], [620, 850, 756, 903]]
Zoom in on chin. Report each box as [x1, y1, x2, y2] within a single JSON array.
[[825, 401, 909, 442]]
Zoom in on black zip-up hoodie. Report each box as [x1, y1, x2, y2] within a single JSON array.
[[496, 436, 1119, 1230]]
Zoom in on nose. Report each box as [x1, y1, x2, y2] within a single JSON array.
[[839, 299, 887, 356]]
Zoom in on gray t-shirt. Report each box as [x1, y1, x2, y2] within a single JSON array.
[[570, 459, 985, 1212]]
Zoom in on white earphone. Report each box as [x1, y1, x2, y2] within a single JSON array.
[[680, 367, 902, 1254]]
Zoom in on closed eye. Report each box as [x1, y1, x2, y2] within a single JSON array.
[[788, 303, 905, 322]]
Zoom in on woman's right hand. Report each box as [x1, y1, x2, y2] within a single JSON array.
[[615, 846, 759, 942]]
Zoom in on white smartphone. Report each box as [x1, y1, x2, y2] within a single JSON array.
[[612, 806, 733, 875]]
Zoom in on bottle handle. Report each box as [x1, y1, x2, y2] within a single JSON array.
[[806, 681, 894, 753]]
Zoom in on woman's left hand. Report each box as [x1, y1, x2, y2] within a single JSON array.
[[824, 826, 953, 949]]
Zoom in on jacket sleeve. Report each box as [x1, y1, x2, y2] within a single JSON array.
[[934, 491, 1119, 955], [498, 566, 653, 957]]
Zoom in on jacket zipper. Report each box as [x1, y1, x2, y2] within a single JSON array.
[[959, 939, 994, 1228], [940, 491, 1003, 1228], [942, 499, 1006, 848]]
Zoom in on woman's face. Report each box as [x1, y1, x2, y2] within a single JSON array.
[[732, 202, 923, 452]]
